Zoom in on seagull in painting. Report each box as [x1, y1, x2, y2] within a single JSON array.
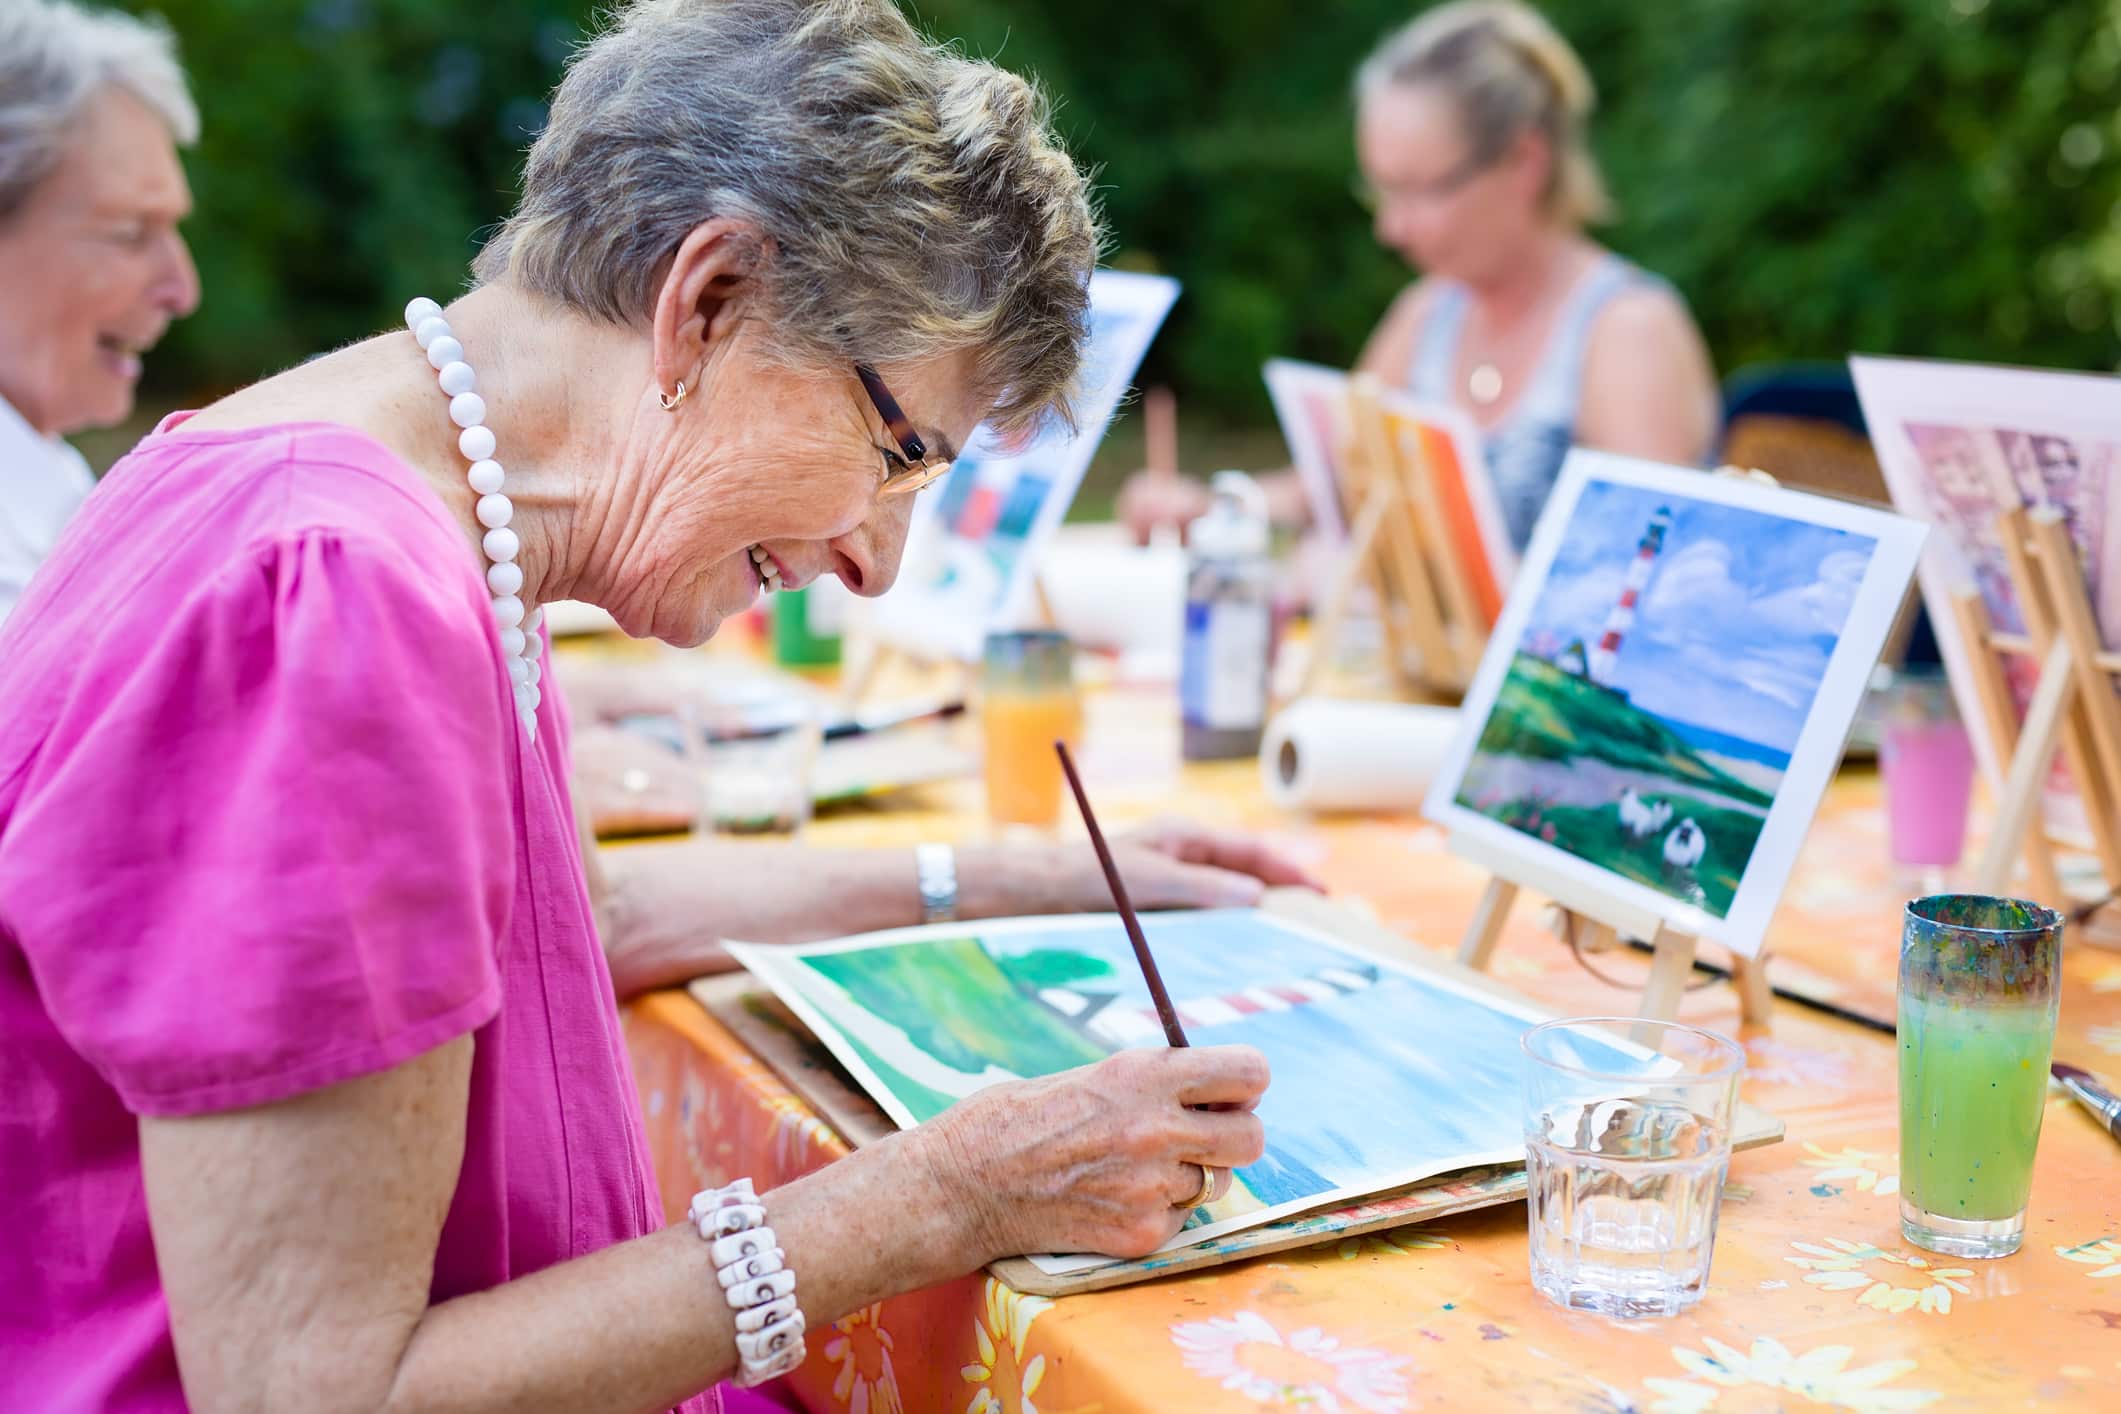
[[1663, 818, 1707, 871]]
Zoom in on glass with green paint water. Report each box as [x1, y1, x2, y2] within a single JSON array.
[[1898, 894, 2062, 1259]]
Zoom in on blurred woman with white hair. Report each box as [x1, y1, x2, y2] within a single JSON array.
[[0, 0, 201, 626]]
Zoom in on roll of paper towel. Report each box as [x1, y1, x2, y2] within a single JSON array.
[[1262, 698, 1459, 813]]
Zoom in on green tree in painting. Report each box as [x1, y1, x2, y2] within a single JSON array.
[[804, 939, 1109, 1083]]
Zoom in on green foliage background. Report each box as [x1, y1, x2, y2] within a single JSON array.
[[124, 0, 2121, 424]]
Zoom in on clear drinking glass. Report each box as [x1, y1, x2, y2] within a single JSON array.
[[981, 630, 1083, 829], [1878, 666, 1976, 892], [681, 700, 821, 837], [1522, 1017, 1746, 1320], [1898, 894, 2062, 1259]]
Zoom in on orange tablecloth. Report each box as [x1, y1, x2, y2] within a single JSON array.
[[624, 684, 2121, 1413]]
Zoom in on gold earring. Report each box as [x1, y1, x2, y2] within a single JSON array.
[[659, 380, 688, 411]]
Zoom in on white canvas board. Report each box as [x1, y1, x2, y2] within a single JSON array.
[[1423, 451, 1926, 958], [727, 908, 1663, 1272], [866, 271, 1179, 662], [1263, 357, 1358, 540]]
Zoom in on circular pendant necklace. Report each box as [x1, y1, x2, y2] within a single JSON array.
[[1468, 363, 1504, 406]]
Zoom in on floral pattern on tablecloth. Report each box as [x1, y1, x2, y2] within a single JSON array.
[[1785, 1238, 1972, 1314], [1170, 1311, 1414, 1413], [2056, 1237, 2121, 1278], [1797, 1143, 1899, 1197], [962, 1280, 1052, 1414], [823, 1305, 902, 1414], [1641, 1336, 1940, 1412]]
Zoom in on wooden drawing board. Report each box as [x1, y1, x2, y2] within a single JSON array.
[[691, 889, 1783, 1297]]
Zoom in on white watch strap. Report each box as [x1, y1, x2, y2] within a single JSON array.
[[915, 842, 958, 924]]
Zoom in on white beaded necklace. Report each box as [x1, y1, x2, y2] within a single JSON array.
[[403, 296, 545, 741]]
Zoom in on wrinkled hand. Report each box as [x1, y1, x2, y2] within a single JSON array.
[[918, 1046, 1270, 1261], [1115, 470, 1212, 546], [1083, 816, 1325, 911]]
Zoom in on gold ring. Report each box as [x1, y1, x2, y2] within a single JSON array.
[[1178, 1163, 1220, 1211]]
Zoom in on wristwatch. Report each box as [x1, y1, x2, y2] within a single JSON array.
[[915, 843, 958, 924]]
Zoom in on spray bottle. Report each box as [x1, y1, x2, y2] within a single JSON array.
[[1180, 471, 1273, 760]]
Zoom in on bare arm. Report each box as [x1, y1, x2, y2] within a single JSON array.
[[1354, 280, 1431, 383], [144, 1033, 1269, 1413], [596, 817, 1323, 998], [1574, 287, 1721, 467]]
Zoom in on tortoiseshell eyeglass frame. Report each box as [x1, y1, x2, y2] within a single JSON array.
[[855, 363, 952, 496]]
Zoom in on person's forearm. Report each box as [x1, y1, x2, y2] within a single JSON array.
[[1257, 469, 1313, 530], [387, 1132, 977, 1414], [598, 839, 1066, 997]]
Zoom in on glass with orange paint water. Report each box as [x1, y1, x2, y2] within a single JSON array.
[[981, 630, 1083, 828]]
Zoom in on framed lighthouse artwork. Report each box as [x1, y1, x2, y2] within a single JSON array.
[[1424, 451, 1926, 960]]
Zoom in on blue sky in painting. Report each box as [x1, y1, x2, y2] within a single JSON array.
[[978, 911, 1649, 1208], [1518, 481, 1877, 754]]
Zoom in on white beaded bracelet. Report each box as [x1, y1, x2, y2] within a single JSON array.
[[689, 1179, 806, 1387]]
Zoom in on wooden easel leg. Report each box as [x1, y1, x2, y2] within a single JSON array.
[[1730, 952, 1773, 1029], [1972, 639, 2075, 894], [1634, 927, 1697, 1038], [1948, 591, 2066, 904], [1457, 877, 1519, 969], [1302, 484, 1391, 696]]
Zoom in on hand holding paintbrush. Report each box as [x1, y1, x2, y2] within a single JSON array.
[[1056, 741, 1262, 1211]]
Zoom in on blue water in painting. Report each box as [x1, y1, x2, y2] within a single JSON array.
[[981, 911, 1654, 1209], [1657, 716, 1791, 771]]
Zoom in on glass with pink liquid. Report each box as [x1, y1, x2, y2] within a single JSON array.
[[1878, 666, 1976, 891]]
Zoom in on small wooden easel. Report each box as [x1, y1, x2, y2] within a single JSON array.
[[1958, 499, 2121, 939], [1303, 374, 1491, 697], [1448, 828, 1775, 1035]]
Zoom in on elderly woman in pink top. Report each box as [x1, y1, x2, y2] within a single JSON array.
[[0, 2, 1272, 1410]]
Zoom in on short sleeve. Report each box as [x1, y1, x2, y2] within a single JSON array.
[[0, 529, 514, 1116]]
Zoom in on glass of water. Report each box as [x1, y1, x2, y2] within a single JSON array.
[[677, 699, 821, 837], [1522, 1017, 1746, 1320]]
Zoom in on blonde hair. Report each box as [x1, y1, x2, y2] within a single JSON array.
[[476, 0, 1101, 434], [1357, 1, 1611, 227]]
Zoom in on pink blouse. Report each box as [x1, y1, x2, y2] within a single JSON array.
[[0, 418, 731, 1411]]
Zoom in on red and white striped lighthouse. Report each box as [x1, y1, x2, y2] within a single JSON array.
[[1587, 504, 1672, 686]]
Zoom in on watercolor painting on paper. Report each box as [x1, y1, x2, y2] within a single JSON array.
[[730, 908, 1653, 1268]]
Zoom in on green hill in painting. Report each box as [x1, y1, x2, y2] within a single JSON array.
[[1472, 653, 1773, 810], [803, 937, 1111, 1122]]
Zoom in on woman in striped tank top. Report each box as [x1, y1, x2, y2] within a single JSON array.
[[1122, 1, 1719, 556]]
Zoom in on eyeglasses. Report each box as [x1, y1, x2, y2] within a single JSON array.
[[855, 363, 953, 497], [1351, 151, 1489, 213]]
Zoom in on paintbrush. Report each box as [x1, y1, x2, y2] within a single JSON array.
[[1054, 740, 1190, 1047], [2051, 1061, 2121, 1144]]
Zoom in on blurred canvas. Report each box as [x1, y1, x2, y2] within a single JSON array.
[[1853, 355, 2121, 847]]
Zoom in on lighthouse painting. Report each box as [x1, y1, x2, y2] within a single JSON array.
[[1427, 452, 1926, 957]]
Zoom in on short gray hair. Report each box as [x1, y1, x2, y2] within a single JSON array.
[[475, 0, 1101, 434], [1358, 1, 1611, 228], [0, 1, 199, 224]]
